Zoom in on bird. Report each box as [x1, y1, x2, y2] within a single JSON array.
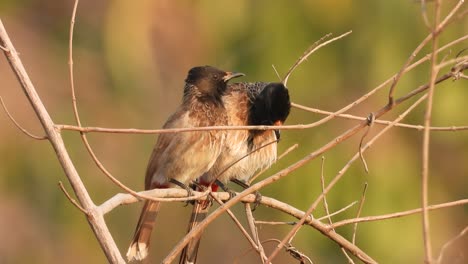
[[179, 82, 291, 264], [126, 65, 245, 262]]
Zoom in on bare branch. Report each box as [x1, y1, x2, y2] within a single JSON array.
[[320, 157, 355, 263], [284, 31, 352, 86], [58, 181, 88, 214], [0, 96, 47, 140], [316, 201, 358, 221], [332, 199, 468, 229], [210, 195, 260, 256], [436, 226, 468, 264], [244, 203, 268, 263], [255, 221, 296, 226], [352, 183, 368, 245], [0, 18, 125, 264], [292, 102, 468, 131], [387, 0, 466, 105], [420, 1, 443, 261]]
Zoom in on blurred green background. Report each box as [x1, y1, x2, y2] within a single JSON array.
[[0, 1, 467, 263]]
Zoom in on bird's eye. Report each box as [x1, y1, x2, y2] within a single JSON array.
[[212, 75, 218, 80]]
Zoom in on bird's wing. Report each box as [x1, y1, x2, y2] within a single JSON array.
[[145, 108, 224, 189]]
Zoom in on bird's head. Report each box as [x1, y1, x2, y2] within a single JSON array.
[[185, 66, 245, 99], [250, 82, 291, 128]]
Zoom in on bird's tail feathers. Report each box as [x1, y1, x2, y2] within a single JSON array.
[[127, 201, 161, 262]]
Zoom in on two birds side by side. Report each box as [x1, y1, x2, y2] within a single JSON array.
[[127, 65, 291, 262]]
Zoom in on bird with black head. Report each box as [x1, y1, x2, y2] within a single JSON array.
[[180, 82, 291, 264], [127, 66, 244, 262]]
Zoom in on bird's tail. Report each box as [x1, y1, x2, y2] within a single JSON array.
[[127, 200, 161, 262], [179, 192, 212, 264]]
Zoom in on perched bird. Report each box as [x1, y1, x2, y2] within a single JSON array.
[[126, 66, 244, 262], [179, 82, 291, 264]]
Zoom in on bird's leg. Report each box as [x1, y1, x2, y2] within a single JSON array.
[[215, 179, 237, 200], [189, 180, 215, 208], [169, 178, 194, 206], [230, 178, 262, 211]]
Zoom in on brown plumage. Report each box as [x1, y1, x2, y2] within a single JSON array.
[[180, 82, 291, 264], [126, 66, 244, 262]]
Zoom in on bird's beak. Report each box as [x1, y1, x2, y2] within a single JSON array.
[[223, 72, 245, 82]]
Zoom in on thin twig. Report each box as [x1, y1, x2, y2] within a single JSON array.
[[162, 61, 466, 264], [421, 1, 442, 261], [420, 0, 432, 30], [359, 114, 374, 173], [320, 157, 355, 263], [268, 89, 430, 263], [67, 0, 178, 205], [436, 226, 468, 264], [244, 203, 268, 263], [0, 18, 125, 263], [0, 96, 47, 140], [332, 199, 468, 229], [283, 33, 332, 85], [316, 201, 358, 221], [254, 221, 297, 226], [55, 34, 468, 137], [387, 0, 466, 105], [284, 31, 353, 86], [58, 181, 88, 214], [210, 195, 260, 255], [352, 183, 368, 245], [271, 64, 284, 83], [69, 0, 81, 127], [292, 102, 468, 131]]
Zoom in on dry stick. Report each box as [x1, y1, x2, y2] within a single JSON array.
[[267, 91, 430, 263], [352, 183, 368, 245], [235, 239, 313, 264], [68, 0, 208, 203], [358, 114, 374, 173], [65, 0, 203, 204], [436, 226, 468, 264], [421, 1, 442, 262], [292, 103, 468, 131], [255, 200, 358, 226], [387, 0, 465, 105], [0, 19, 125, 264], [333, 199, 468, 229], [210, 195, 260, 256], [55, 34, 468, 137], [421, 0, 432, 30], [316, 201, 358, 221], [95, 187, 468, 236], [244, 203, 268, 264], [284, 31, 352, 86], [58, 181, 88, 214], [0, 96, 47, 140], [69, 0, 80, 127], [162, 64, 466, 264], [320, 157, 355, 263], [283, 33, 332, 85], [255, 221, 296, 226]]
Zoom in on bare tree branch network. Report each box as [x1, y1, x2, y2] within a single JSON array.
[[0, 1, 466, 263]]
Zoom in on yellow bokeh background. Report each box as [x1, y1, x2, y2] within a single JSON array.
[[0, 1, 466, 263]]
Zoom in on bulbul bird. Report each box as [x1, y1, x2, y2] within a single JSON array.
[[126, 66, 244, 262], [179, 82, 291, 264]]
